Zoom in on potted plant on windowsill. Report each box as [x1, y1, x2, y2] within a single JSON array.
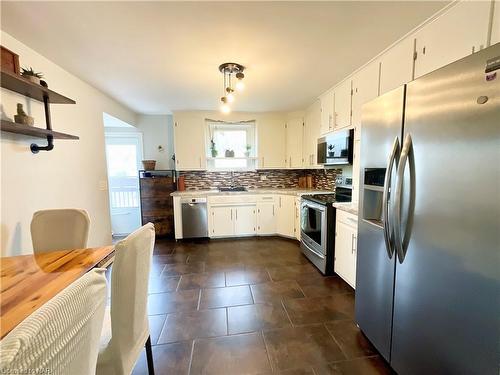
[[210, 139, 218, 157], [21, 67, 43, 85], [244, 144, 252, 158]]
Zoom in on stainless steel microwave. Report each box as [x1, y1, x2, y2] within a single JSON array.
[[317, 129, 354, 165]]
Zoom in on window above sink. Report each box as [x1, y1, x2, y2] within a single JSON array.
[[206, 120, 257, 171]]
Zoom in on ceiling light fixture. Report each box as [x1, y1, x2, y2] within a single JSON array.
[[219, 62, 245, 113]]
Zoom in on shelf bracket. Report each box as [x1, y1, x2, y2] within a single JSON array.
[[30, 93, 54, 153]]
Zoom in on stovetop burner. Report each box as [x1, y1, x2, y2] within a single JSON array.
[[302, 189, 352, 206]]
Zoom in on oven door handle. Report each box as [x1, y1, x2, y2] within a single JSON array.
[[301, 237, 325, 259]]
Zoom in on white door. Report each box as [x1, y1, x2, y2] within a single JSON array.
[[105, 133, 143, 236], [257, 202, 276, 235], [493, 0, 500, 45], [414, 1, 490, 78], [334, 220, 357, 288], [304, 100, 321, 167], [173, 116, 206, 170], [351, 61, 380, 130], [294, 198, 301, 240], [234, 205, 257, 235], [320, 90, 334, 135], [286, 118, 304, 168], [257, 117, 286, 169], [210, 206, 234, 237], [277, 195, 295, 237], [380, 36, 415, 95], [333, 79, 352, 130]]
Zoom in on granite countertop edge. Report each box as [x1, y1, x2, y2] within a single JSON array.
[[332, 202, 359, 215], [170, 188, 334, 197]]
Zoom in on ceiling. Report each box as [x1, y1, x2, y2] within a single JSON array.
[[1, 1, 448, 114]]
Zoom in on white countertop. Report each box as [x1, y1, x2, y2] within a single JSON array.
[[332, 202, 359, 215], [171, 188, 334, 197]]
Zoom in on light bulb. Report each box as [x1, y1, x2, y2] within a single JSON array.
[[227, 92, 235, 103], [236, 81, 245, 91], [220, 104, 231, 113]]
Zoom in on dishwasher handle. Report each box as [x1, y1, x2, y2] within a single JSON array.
[[180, 197, 207, 204]]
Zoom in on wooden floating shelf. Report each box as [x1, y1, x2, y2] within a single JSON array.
[[0, 120, 79, 140], [0, 70, 75, 104]]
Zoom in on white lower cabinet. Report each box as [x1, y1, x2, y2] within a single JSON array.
[[206, 194, 297, 239], [334, 210, 358, 288], [257, 199, 276, 235], [276, 195, 295, 238], [234, 205, 257, 235], [210, 206, 235, 237], [294, 197, 301, 240]]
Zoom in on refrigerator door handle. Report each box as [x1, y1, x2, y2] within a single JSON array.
[[394, 133, 416, 263], [382, 136, 400, 259]]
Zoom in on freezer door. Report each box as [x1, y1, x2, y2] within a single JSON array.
[[391, 44, 500, 375], [355, 86, 405, 361]]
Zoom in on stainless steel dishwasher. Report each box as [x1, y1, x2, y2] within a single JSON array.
[[181, 197, 208, 238]]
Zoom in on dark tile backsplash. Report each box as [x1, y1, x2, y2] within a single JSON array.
[[178, 169, 341, 191]]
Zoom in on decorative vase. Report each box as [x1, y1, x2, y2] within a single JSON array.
[[13, 103, 34, 126], [211, 149, 218, 157]]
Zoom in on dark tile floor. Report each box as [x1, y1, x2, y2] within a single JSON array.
[[124, 237, 392, 375]]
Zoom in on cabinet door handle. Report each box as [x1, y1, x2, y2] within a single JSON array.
[[236, 209, 238, 220], [262, 157, 265, 167], [231, 209, 233, 221], [273, 205, 275, 216], [289, 156, 292, 167], [199, 157, 202, 168]]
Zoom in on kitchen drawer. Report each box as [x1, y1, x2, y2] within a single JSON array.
[[336, 210, 358, 228], [256, 195, 276, 203], [208, 195, 257, 205]]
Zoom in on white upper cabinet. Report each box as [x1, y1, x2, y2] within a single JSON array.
[[320, 90, 334, 135], [351, 61, 380, 130], [333, 79, 352, 130], [174, 115, 206, 170], [492, 0, 500, 45], [304, 100, 321, 168], [379, 36, 415, 95], [257, 117, 286, 169], [414, 1, 491, 78], [285, 118, 304, 169]]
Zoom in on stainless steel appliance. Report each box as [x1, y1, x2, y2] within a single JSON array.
[[356, 44, 500, 375], [300, 187, 352, 274], [181, 197, 208, 238], [317, 129, 354, 165]]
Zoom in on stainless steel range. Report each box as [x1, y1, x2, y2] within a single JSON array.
[[300, 186, 352, 274]]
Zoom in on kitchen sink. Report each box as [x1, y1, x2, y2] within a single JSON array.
[[218, 187, 247, 192]]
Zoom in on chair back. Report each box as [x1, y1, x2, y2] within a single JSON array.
[[109, 223, 155, 373], [31, 209, 90, 253], [0, 268, 107, 375]]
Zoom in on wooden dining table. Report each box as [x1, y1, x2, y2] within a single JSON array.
[[0, 246, 114, 339]]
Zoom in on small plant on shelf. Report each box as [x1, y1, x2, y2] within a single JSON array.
[[210, 139, 218, 157], [245, 144, 252, 157], [21, 67, 43, 85]]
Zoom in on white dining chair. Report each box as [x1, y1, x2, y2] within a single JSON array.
[[0, 268, 107, 375], [96, 223, 156, 375], [31, 208, 91, 253]]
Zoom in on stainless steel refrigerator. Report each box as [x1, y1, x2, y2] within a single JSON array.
[[356, 43, 500, 375]]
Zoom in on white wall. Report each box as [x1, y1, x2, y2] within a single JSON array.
[[135, 114, 174, 170], [0, 31, 137, 256]]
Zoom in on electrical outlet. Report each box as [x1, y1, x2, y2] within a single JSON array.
[[260, 175, 268, 181]]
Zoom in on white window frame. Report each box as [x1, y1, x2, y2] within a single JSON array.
[[206, 120, 257, 171]]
